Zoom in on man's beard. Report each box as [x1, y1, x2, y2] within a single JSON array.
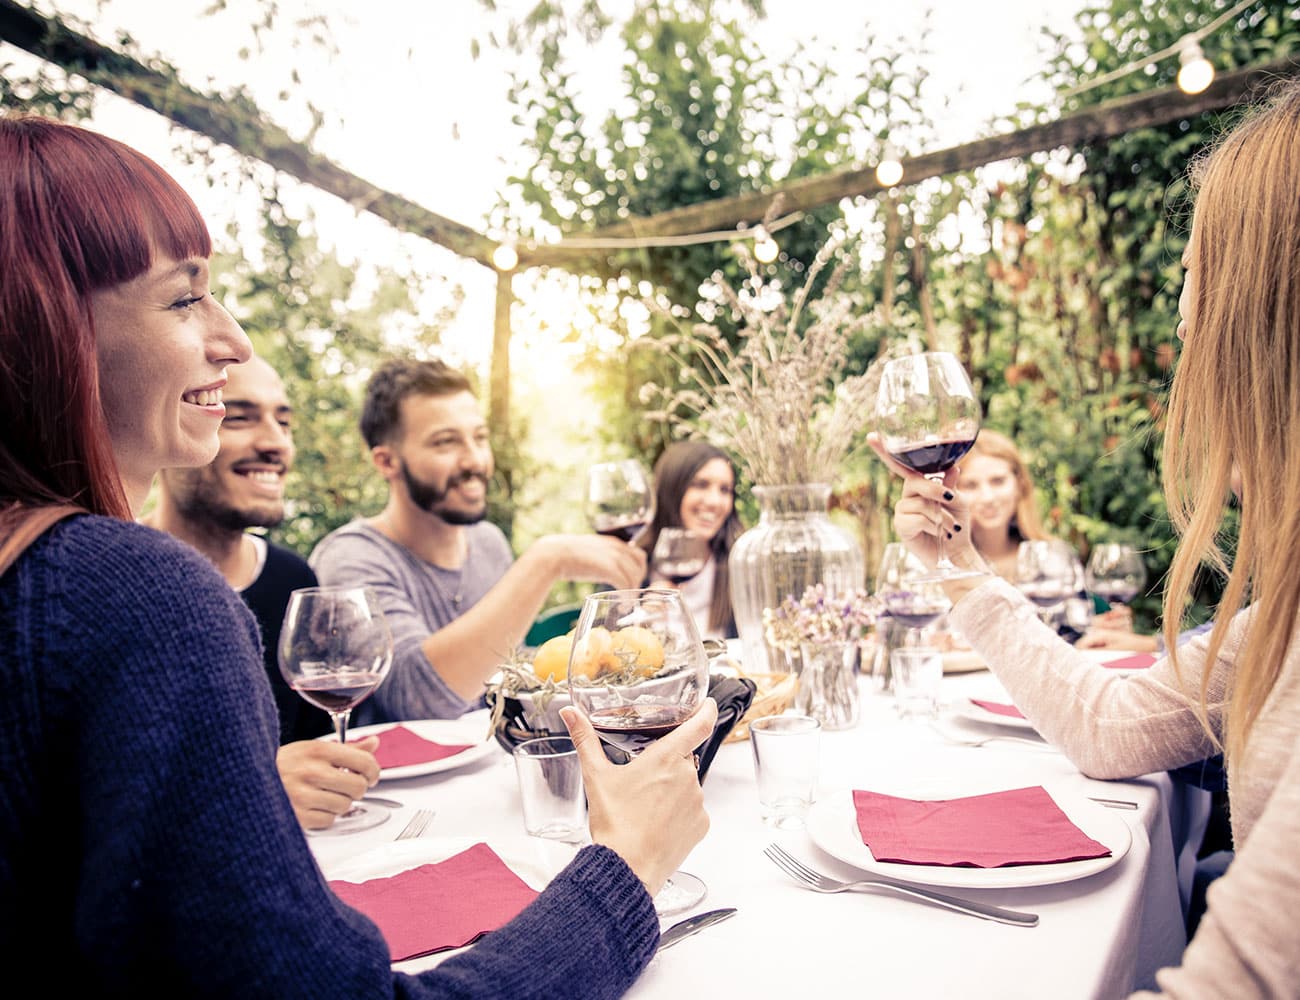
[[400, 460, 489, 526], [169, 466, 285, 532]]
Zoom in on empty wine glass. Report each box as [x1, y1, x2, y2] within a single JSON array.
[[585, 460, 655, 543], [567, 588, 709, 915], [875, 542, 952, 640], [874, 352, 983, 581], [1085, 543, 1148, 608], [279, 585, 394, 835], [650, 527, 711, 585], [1015, 540, 1079, 623]]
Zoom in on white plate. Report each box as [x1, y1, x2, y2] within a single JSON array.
[[950, 697, 1039, 732], [325, 836, 571, 973], [336, 713, 501, 780], [806, 786, 1132, 889]]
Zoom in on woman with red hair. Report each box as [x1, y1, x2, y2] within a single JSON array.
[[0, 115, 713, 998]]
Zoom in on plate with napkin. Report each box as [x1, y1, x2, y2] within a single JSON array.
[[949, 697, 1038, 732], [340, 710, 499, 780], [326, 836, 570, 971], [806, 784, 1131, 889]]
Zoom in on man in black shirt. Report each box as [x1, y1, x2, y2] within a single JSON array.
[[144, 355, 380, 830]]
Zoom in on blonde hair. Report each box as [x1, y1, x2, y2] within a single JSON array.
[[967, 429, 1049, 543], [1162, 80, 1300, 763]]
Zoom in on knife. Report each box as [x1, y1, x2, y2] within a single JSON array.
[[657, 907, 737, 952]]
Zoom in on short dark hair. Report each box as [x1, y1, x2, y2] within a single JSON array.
[[359, 358, 474, 448]]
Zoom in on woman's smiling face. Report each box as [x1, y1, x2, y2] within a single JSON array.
[[957, 453, 1021, 538], [92, 253, 251, 508], [678, 457, 735, 541]]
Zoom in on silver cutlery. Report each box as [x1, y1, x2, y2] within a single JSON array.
[[394, 808, 436, 841], [1087, 796, 1138, 810], [929, 723, 1052, 750], [763, 844, 1039, 927], [657, 907, 737, 952]]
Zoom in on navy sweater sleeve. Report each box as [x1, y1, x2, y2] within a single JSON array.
[[0, 516, 657, 998]]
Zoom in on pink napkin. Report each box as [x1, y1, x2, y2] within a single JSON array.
[[1102, 653, 1156, 670], [329, 842, 539, 960], [357, 725, 474, 769], [969, 699, 1025, 719], [852, 786, 1112, 868]]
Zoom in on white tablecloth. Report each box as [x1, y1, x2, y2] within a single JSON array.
[[312, 669, 1209, 999]]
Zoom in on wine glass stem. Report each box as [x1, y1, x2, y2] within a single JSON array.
[[928, 474, 956, 569], [332, 709, 353, 745]]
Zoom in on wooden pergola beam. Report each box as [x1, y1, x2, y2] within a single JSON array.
[[520, 54, 1300, 268], [0, 0, 499, 268]]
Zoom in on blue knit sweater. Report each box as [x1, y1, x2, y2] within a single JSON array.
[[0, 515, 658, 997]]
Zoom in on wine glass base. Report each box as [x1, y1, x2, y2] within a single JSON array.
[[913, 565, 987, 584], [653, 870, 707, 916], [305, 801, 393, 837]]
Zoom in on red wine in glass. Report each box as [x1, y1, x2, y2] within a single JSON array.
[[290, 669, 388, 713], [594, 517, 648, 543], [888, 436, 978, 476], [588, 703, 697, 754], [1089, 581, 1138, 605]]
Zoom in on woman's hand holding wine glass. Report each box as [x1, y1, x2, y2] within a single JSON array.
[[872, 352, 984, 581], [564, 587, 714, 914], [1086, 543, 1148, 624], [279, 585, 394, 836]]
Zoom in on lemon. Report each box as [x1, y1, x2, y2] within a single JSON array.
[[569, 626, 615, 679], [530, 632, 576, 684], [610, 625, 666, 677]]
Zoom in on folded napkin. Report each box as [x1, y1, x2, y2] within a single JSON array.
[[358, 725, 474, 770], [1102, 653, 1157, 670], [330, 843, 539, 961], [695, 675, 756, 783], [852, 786, 1112, 868], [969, 699, 1025, 719]]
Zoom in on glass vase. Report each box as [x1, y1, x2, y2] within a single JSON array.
[[729, 484, 865, 674], [796, 640, 861, 731]]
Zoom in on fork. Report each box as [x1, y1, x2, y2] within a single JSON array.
[[929, 723, 1051, 750], [394, 808, 435, 841], [763, 844, 1038, 927]]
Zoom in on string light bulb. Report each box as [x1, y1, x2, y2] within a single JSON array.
[[1177, 40, 1215, 95], [491, 241, 519, 271], [875, 144, 904, 187], [752, 225, 780, 263]]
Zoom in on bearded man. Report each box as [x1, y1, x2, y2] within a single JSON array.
[[310, 357, 644, 724]]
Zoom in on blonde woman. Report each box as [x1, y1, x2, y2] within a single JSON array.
[[955, 428, 1049, 581], [871, 81, 1300, 995]]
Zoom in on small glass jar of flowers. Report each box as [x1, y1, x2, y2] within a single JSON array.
[[762, 583, 880, 730]]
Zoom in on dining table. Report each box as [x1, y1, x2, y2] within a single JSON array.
[[310, 652, 1211, 1000]]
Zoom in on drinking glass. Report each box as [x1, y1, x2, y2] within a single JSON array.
[[585, 460, 655, 543], [279, 585, 394, 835], [874, 352, 983, 580], [650, 527, 711, 585], [1085, 543, 1148, 608], [566, 588, 709, 915], [1015, 540, 1079, 623], [875, 542, 952, 641]]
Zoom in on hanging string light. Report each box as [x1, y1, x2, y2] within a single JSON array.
[[1177, 40, 1215, 95], [491, 241, 519, 272], [753, 225, 780, 263], [875, 143, 904, 187]]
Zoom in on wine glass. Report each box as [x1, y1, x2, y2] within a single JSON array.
[[566, 588, 710, 915], [279, 585, 394, 836], [874, 352, 983, 581], [1085, 543, 1148, 609], [650, 527, 711, 585], [585, 460, 655, 543], [875, 542, 952, 641], [1015, 540, 1079, 623]]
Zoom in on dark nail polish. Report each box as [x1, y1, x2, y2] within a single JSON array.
[[943, 491, 954, 501], [953, 524, 962, 532], [945, 531, 953, 539]]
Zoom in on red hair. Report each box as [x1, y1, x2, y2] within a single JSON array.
[[0, 115, 211, 522]]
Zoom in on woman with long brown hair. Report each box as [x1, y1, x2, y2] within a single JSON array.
[[872, 81, 1300, 995], [0, 114, 714, 997], [639, 440, 745, 639]]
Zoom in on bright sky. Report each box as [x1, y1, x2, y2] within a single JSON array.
[[18, 0, 1086, 378]]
